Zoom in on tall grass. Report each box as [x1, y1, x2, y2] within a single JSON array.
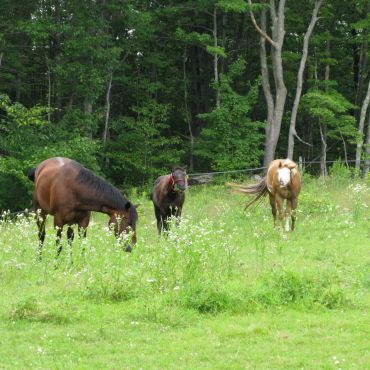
[[1, 174, 368, 326]]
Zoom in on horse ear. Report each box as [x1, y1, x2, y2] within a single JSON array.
[[171, 164, 187, 172], [125, 202, 131, 211]]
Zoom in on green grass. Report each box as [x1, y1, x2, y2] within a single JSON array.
[[0, 176, 369, 369]]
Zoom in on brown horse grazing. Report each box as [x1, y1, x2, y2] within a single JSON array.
[[151, 167, 188, 235], [28, 157, 138, 257], [230, 159, 301, 231]]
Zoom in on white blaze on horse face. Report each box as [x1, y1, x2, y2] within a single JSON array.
[[277, 167, 291, 188]]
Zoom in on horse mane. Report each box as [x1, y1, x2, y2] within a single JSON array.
[[281, 159, 297, 170], [129, 203, 138, 224], [228, 178, 268, 211], [75, 164, 129, 211]]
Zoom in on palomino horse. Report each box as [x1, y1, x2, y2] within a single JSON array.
[[151, 167, 188, 235], [28, 157, 138, 257], [231, 159, 301, 231]]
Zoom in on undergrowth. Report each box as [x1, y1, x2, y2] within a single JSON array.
[[0, 174, 368, 324]]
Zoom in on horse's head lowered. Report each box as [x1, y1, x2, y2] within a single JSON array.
[[108, 202, 139, 251], [168, 167, 188, 192]]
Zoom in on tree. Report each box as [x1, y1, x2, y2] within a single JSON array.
[[287, 0, 324, 160], [355, 80, 370, 171], [247, 0, 287, 168], [196, 59, 263, 170], [301, 89, 357, 176], [104, 100, 183, 187]]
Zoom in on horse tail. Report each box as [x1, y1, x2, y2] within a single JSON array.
[[227, 178, 268, 211], [27, 167, 36, 182]]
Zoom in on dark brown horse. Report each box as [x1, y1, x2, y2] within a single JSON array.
[[28, 157, 138, 257], [151, 167, 188, 235], [230, 159, 301, 231]]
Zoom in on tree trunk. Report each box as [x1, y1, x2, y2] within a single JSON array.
[[319, 123, 327, 177], [84, 98, 93, 138], [287, 0, 323, 160], [339, 128, 348, 166], [84, 99, 92, 114], [213, 6, 220, 108], [354, 2, 369, 115], [363, 112, 370, 177], [221, 13, 227, 75], [355, 35, 368, 112], [45, 54, 51, 123], [248, 0, 287, 169], [320, 38, 331, 177], [355, 80, 370, 172], [103, 71, 113, 144], [0, 42, 4, 67], [183, 48, 194, 172], [15, 72, 21, 102]]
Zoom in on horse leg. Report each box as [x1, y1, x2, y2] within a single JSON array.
[[36, 209, 47, 260], [78, 212, 90, 238], [285, 199, 292, 232], [54, 215, 64, 257], [66, 226, 74, 263], [163, 209, 171, 234], [291, 197, 298, 231], [176, 209, 182, 227], [67, 226, 74, 243], [269, 194, 277, 228], [154, 206, 162, 236], [275, 194, 284, 230], [78, 213, 90, 254]]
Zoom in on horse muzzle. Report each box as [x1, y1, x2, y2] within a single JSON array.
[[175, 184, 187, 192]]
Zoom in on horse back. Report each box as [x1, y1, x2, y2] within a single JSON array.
[[33, 158, 77, 213]]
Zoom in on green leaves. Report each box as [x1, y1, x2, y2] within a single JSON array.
[[217, 0, 248, 13], [302, 89, 357, 141], [0, 94, 50, 126], [104, 100, 183, 186], [206, 45, 227, 57], [175, 28, 213, 45], [196, 60, 263, 171]]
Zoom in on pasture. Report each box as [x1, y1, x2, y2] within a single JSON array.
[[0, 174, 369, 369]]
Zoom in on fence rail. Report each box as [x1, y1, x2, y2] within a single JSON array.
[[188, 159, 367, 177]]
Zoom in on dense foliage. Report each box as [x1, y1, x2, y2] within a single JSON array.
[[0, 0, 369, 209]]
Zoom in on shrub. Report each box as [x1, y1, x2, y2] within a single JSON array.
[[174, 283, 238, 314], [9, 297, 70, 324], [252, 269, 351, 309]]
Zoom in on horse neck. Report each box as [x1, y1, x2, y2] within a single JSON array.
[[79, 191, 126, 215], [164, 174, 175, 194]]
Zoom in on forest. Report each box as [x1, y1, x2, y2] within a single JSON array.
[[0, 0, 369, 210], [1, 2, 369, 368]]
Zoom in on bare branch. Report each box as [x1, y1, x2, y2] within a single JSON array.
[[294, 132, 312, 146], [247, 0, 277, 47]]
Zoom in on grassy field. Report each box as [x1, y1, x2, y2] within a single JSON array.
[[0, 174, 369, 369]]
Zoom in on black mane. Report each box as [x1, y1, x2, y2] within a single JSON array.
[[75, 164, 128, 211]]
